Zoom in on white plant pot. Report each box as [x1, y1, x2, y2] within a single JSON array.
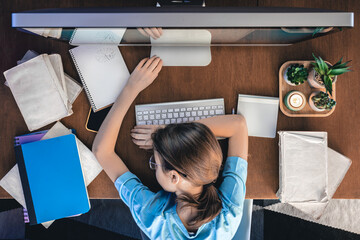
[[307, 65, 337, 89], [283, 65, 303, 86], [309, 91, 326, 112]]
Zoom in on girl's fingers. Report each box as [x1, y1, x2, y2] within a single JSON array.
[[137, 28, 149, 37], [132, 138, 145, 145], [144, 28, 157, 39], [136, 58, 149, 70], [131, 133, 149, 140], [148, 57, 161, 72], [131, 127, 153, 133], [150, 27, 161, 38], [158, 28, 163, 35], [143, 55, 157, 68], [153, 59, 163, 74]]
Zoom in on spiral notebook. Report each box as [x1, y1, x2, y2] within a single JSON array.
[[69, 45, 130, 112]]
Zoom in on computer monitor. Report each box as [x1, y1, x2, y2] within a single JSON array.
[[12, 7, 354, 46]]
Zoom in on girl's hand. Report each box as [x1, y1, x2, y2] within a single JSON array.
[[137, 27, 163, 40], [131, 125, 164, 150], [126, 56, 163, 94]]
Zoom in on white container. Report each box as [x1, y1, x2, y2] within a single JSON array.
[[309, 91, 326, 112]]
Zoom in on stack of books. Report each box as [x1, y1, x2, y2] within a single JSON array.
[[0, 122, 102, 228], [3, 51, 82, 131], [15, 132, 90, 225]]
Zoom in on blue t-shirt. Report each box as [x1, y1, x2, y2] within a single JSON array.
[[115, 156, 248, 240]]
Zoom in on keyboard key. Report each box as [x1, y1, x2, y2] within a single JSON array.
[[201, 116, 206, 119], [162, 113, 167, 118], [173, 112, 179, 118], [137, 111, 143, 115], [156, 110, 161, 113], [144, 115, 149, 120], [191, 111, 196, 117], [138, 116, 143, 121], [195, 117, 200, 120], [193, 107, 198, 110], [217, 105, 223, 109], [168, 113, 173, 118], [205, 106, 211, 109], [147, 120, 153, 125], [204, 110, 209, 115], [189, 117, 195, 121], [138, 121, 146, 125], [177, 118, 182, 123], [198, 111, 203, 116], [211, 106, 217, 109], [187, 107, 192, 111], [150, 110, 155, 114], [199, 107, 204, 110], [181, 108, 186, 111], [144, 111, 149, 114], [180, 112, 185, 117], [174, 108, 180, 112], [185, 112, 191, 117], [215, 109, 224, 115], [162, 109, 167, 113], [183, 117, 188, 122], [150, 115, 155, 120], [168, 109, 174, 113], [159, 120, 165, 125], [153, 120, 159, 125], [165, 119, 170, 124], [156, 114, 161, 119], [171, 119, 176, 123], [210, 110, 215, 115]]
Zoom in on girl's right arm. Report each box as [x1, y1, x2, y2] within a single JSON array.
[[131, 115, 248, 160], [197, 115, 248, 160]]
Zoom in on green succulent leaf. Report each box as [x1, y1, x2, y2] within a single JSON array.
[[323, 76, 333, 96], [312, 91, 336, 110], [312, 27, 325, 37]]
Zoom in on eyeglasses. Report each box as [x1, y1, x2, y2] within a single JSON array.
[[149, 155, 161, 170], [149, 155, 187, 178]]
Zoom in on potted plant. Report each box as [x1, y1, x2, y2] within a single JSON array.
[[308, 53, 351, 96], [283, 63, 309, 86], [309, 91, 336, 112]]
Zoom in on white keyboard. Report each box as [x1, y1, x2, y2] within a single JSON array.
[[135, 98, 225, 125]]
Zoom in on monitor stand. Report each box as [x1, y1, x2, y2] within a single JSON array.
[[154, 0, 210, 66], [156, 0, 205, 7], [150, 46, 211, 66]]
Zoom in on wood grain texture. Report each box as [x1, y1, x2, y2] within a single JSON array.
[[0, 0, 359, 199]]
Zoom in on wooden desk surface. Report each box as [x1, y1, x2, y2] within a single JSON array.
[[1, 0, 359, 199]]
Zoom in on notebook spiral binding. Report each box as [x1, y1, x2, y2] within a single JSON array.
[[69, 49, 97, 111]]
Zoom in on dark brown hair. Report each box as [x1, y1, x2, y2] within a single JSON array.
[[152, 123, 223, 229]]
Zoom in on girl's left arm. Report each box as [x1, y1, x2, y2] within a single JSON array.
[[92, 56, 163, 182]]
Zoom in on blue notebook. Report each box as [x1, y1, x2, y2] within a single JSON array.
[[15, 134, 90, 225]]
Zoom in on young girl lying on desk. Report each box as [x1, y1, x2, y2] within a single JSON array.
[[92, 56, 248, 240]]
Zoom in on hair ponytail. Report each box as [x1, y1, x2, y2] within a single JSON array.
[[177, 184, 222, 229], [152, 123, 223, 228]]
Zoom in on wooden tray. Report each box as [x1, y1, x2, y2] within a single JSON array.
[[279, 60, 336, 117]]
